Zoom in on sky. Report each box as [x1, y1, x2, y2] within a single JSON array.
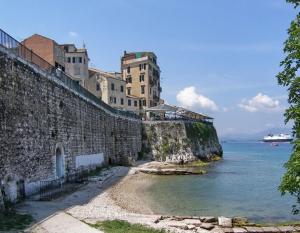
[[0, 0, 297, 138]]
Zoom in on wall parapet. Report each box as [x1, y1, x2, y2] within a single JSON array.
[[0, 28, 139, 120]]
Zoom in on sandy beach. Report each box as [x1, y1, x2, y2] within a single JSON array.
[[109, 172, 156, 215]]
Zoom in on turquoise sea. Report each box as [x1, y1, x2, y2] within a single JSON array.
[[145, 142, 299, 223]]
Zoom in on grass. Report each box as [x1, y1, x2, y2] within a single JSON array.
[[233, 218, 300, 228], [275, 220, 300, 226], [91, 220, 166, 233], [0, 211, 33, 231]]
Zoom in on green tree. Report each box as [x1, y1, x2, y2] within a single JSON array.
[[278, 0, 300, 214]]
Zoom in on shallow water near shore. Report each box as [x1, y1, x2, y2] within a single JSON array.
[[144, 142, 299, 223]]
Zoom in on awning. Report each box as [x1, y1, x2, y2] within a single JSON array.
[[145, 103, 178, 112]]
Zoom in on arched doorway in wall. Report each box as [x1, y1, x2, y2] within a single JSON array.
[[55, 146, 64, 178]]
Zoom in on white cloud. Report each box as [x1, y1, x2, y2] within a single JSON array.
[[68, 31, 78, 37], [176, 86, 218, 111], [238, 93, 281, 113]]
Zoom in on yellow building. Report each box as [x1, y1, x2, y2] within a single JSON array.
[[121, 51, 161, 108]]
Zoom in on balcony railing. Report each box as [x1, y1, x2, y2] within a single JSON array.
[[0, 28, 140, 120]]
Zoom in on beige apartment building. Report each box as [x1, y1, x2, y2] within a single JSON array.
[[121, 51, 161, 108], [61, 44, 89, 85], [85, 68, 141, 113], [22, 34, 65, 71]]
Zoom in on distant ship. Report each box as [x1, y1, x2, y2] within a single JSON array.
[[263, 134, 293, 142]]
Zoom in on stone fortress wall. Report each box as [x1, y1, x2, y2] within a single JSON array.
[[0, 47, 142, 203], [142, 121, 222, 163]]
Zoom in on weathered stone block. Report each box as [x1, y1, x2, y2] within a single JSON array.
[[277, 226, 295, 232], [261, 226, 281, 233], [244, 226, 264, 232], [232, 227, 247, 233], [200, 222, 215, 230], [218, 217, 233, 228]]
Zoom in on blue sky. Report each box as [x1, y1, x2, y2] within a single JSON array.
[[0, 0, 297, 137]]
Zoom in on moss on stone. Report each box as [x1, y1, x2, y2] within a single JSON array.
[[161, 142, 171, 156], [211, 155, 222, 161], [184, 160, 209, 167], [185, 122, 215, 143]]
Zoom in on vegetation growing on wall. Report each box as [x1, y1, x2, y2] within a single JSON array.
[[142, 121, 222, 163], [185, 122, 215, 142]]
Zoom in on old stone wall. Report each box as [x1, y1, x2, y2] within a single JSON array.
[[0, 48, 141, 201], [142, 121, 222, 163], [0, 188, 4, 211]]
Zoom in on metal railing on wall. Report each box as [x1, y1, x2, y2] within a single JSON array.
[[0, 28, 140, 119], [39, 170, 89, 200]]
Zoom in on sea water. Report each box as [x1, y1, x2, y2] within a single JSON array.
[[145, 142, 299, 222]]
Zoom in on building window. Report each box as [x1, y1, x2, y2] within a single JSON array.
[[111, 83, 115, 91], [84, 58, 86, 64], [139, 63, 147, 70], [110, 97, 113, 103], [126, 76, 132, 83], [134, 101, 137, 107], [67, 57, 71, 63], [78, 57, 82, 63], [143, 99, 146, 106], [139, 74, 144, 82], [141, 85, 145, 94], [128, 99, 131, 106], [114, 97, 116, 104], [121, 98, 124, 105], [72, 57, 76, 63], [127, 66, 130, 74], [120, 85, 124, 92], [150, 88, 152, 94], [96, 83, 100, 91], [127, 88, 131, 95]]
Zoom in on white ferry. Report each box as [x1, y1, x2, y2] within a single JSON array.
[[263, 133, 293, 142]]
